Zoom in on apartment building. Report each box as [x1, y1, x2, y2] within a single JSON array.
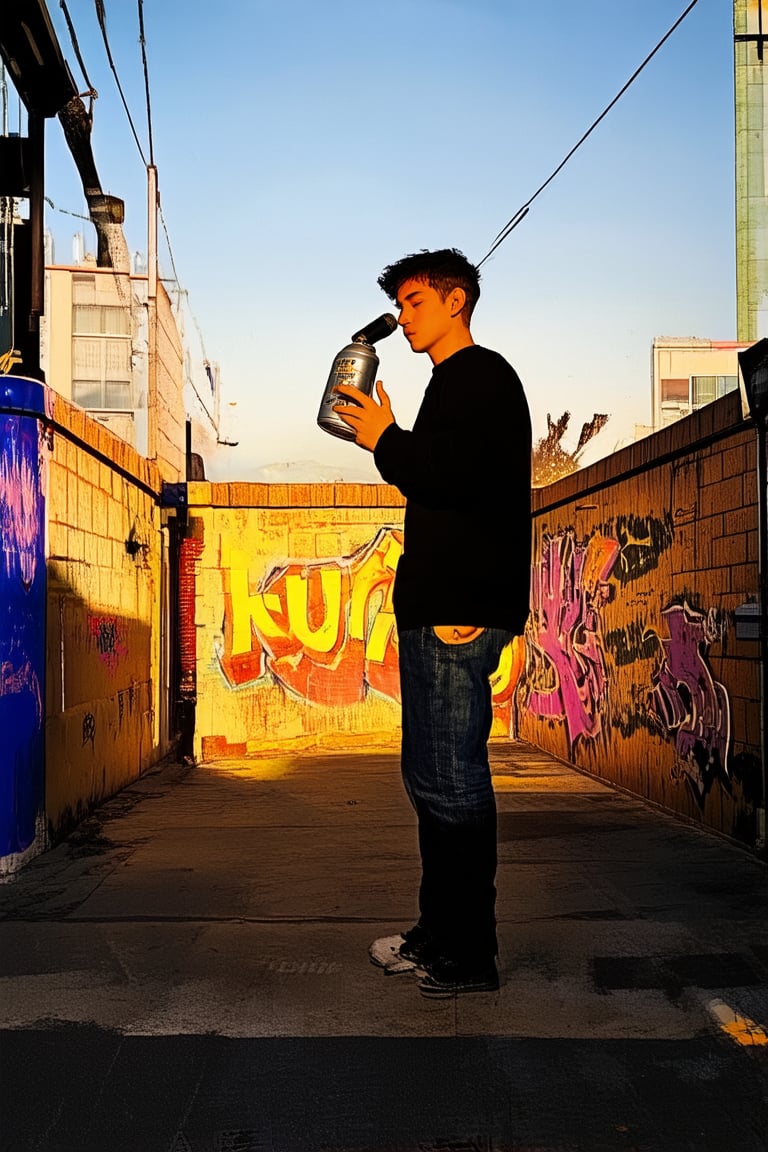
[[42, 259, 186, 481], [651, 336, 748, 431]]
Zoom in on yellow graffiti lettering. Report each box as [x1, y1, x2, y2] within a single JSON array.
[[490, 640, 514, 698], [366, 610, 397, 664], [252, 592, 286, 638], [383, 535, 402, 570], [490, 635, 525, 700], [285, 568, 342, 653], [349, 536, 401, 642], [229, 555, 287, 655], [229, 567, 254, 654]]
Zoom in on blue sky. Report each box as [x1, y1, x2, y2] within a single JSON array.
[[25, 0, 737, 479]]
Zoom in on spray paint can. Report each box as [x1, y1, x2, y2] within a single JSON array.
[[317, 313, 397, 441]]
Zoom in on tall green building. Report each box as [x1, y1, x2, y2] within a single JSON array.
[[735, 0, 768, 340]]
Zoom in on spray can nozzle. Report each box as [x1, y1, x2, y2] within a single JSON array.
[[350, 313, 397, 345]]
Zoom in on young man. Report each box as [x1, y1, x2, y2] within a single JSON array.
[[333, 248, 531, 996]]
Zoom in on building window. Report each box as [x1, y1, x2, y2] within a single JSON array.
[[72, 303, 132, 409], [662, 375, 739, 412], [661, 378, 689, 403], [692, 375, 717, 406], [691, 375, 738, 407]]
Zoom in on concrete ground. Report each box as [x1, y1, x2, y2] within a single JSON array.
[[1, 739, 768, 1152]]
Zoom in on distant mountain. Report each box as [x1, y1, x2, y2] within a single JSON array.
[[244, 460, 382, 483]]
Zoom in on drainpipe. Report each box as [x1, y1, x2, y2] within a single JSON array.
[[738, 340, 768, 857], [756, 418, 768, 856]]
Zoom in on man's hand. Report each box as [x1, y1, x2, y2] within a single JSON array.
[[333, 380, 395, 452], [433, 626, 486, 645]]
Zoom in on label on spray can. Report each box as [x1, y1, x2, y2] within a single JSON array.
[[317, 342, 379, 440]]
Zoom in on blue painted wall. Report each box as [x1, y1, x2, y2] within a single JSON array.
[[0, 378, 47, 859]]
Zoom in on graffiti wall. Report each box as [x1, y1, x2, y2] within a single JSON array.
[[194, 489, 404, 753], [0, 382, 50, 869], [191, 483, 527, 755], [519, 393, 762, 845]]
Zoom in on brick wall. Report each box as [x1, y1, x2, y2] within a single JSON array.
[[522, 391, 761, 846], [44, 390, 170, 840]]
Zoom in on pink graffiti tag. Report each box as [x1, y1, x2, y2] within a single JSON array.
[[526, 531, 620, 750], [87, 615, 126, 671], [649, 601, 730, 805]]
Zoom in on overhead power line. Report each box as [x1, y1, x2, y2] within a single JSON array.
[[93, 0, 147, 165], [188, 373, 218, 433], [57, 0, 226, 442], [476, 0, 702, 268], [44, 195, 90, 222], [137, 0, 155, 165], [129, 3, 225, 439], [158, 206, 180, 289], [59, 0, 98, 99]]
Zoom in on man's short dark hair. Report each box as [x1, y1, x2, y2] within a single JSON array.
[[377, 248, 480, 322]]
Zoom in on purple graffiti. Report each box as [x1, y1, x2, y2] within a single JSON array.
[[649, 601, 730, 805], [0, 418, 43, 591], [526, 531, 620, 750]]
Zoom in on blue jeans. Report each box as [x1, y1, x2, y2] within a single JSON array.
[[398, 626, 514, 966]]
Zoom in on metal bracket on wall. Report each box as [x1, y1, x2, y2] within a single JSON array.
[[160, 482, 188, 509]]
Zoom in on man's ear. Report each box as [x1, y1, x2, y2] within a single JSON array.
[[449, 287, 466, 318]]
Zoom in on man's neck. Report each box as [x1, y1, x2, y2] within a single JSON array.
[[428, 330, 475, 367]]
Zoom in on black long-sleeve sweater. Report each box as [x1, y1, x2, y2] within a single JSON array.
[[373, 343, 531, 633]]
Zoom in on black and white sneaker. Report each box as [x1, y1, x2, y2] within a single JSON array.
[[368, 925, 434, 975], [418, 955, 499, 997]]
